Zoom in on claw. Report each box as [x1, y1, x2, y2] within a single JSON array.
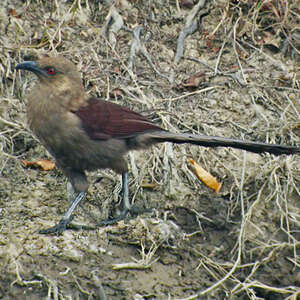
[[97, 209, 130, 226], [39, 218, 71, 235]]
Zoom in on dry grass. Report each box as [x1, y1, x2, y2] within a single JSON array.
[[0, 0, 299, 299]]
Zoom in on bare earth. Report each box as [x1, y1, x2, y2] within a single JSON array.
[[0, 1, 299, 299]]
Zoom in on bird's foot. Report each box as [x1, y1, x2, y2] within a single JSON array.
[[96, 205, 152, 226], [38, 206, 153, 233], [39, 217, 71, 235], [96, 208, 130, 226]]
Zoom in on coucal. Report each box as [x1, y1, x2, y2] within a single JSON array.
[[16, 57, 300, 234]]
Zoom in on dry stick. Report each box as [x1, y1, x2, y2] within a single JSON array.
[[103, 4, 124, 49], [286, 256, 300, 268], [198, 152, 247, 296], [128, 26, 143, 71], [0, 115, 23, 129], [112, 242, 160, 270], [186, 32, 252, 87], [210, 1, 229, 36], [128, 26, 171, 82], [184, 56, 214, 70], [239, 39, 288, 72], [97, 31, 153, 110], [233, 261, 261, 297], [236, 281, 300, 297], [173, 294, 198, 300], [45, 0, 79, 53], [283, 176, 298, 265], [91, 271, 107, 300], [251, 95, 270, 128], [284, 93, 300, 119], [281, 30, 300, 56], [213, 29, 230, 75], [103, 5, 169, 82], [156, 86, 220, 103], [237, 39, 300, 92], [102, 35, 150, 105], [232, 16, 247, 85], [84, 0, 90, 12], [252, 84, 300, 93], [174, 0, 208, 64], [273, 168, 298, 263], [231, 176, 296, 296], [187, 50, 253, 86], [103, 4, 169, 82], [175, 0, 181, 13], [11, 259, 42, 287]]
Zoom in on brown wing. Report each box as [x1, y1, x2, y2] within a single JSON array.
[[74, 97, 163, 140]]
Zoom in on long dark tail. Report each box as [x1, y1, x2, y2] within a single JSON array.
[[144, 131, 300, 156]]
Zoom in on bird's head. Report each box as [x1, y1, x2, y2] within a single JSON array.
[[16, 56, 87, 110], [16, 56, 82, 85]]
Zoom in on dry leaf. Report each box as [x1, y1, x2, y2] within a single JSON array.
[[182, 72, 205, 88], [180, 0, 194, 9], [9, 8, 17, 17], [187, 158, 222, 193], [237, 48, 249, 60], [206, 40, 213, 48], [140, 182, 160, 190], [212, 46, 220, 54], [112, 66, 120, 74], [110, 88, 124, 99], [21, 159, 55, 171]]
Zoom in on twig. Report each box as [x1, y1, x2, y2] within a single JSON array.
[[213, 29, 231, 75], [103, 4, 124, 49], [232, 17, 246, 85], [239, 39, 288, 72], [198, 152, 247, 296], [156, 86, 220, 103], [91, 271, 107, 300], [0, 115, 24, 129], [128, 26, 170, 82], [112, 242, 159, 270], [174, 0, 209, 64]]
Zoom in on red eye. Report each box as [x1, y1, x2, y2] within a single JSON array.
[[47, 67, 56, 75]]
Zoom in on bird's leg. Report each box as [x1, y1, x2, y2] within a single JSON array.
[[39, 191, 87, 234], [97, 172, 133, 225], [67, 181, 76, 203], [121, 171, 131, 215], [97, 172, 152, 226]]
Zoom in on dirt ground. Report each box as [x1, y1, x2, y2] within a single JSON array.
[[0, 1, 300, 299]]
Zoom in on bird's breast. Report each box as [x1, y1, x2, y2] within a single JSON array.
[[28, 100, 84, 157]]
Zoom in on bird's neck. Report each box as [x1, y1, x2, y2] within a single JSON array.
[[30, 79, 87, 111], [27, 79, 87, 133]]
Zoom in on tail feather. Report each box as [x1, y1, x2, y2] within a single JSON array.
[[146, 131, 300, 156]]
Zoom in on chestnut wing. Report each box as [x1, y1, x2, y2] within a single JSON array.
[[74, 97, 163, 140]]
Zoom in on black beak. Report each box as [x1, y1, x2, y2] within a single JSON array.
[[16, 61, 46, 77]]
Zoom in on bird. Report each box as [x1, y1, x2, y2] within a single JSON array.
[[16, 56, 300, 234]]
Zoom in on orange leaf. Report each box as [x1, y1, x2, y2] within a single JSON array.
[[187, 159, 222, 193], [21, 159, 55, 171], [9, 8, 17, 17]]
